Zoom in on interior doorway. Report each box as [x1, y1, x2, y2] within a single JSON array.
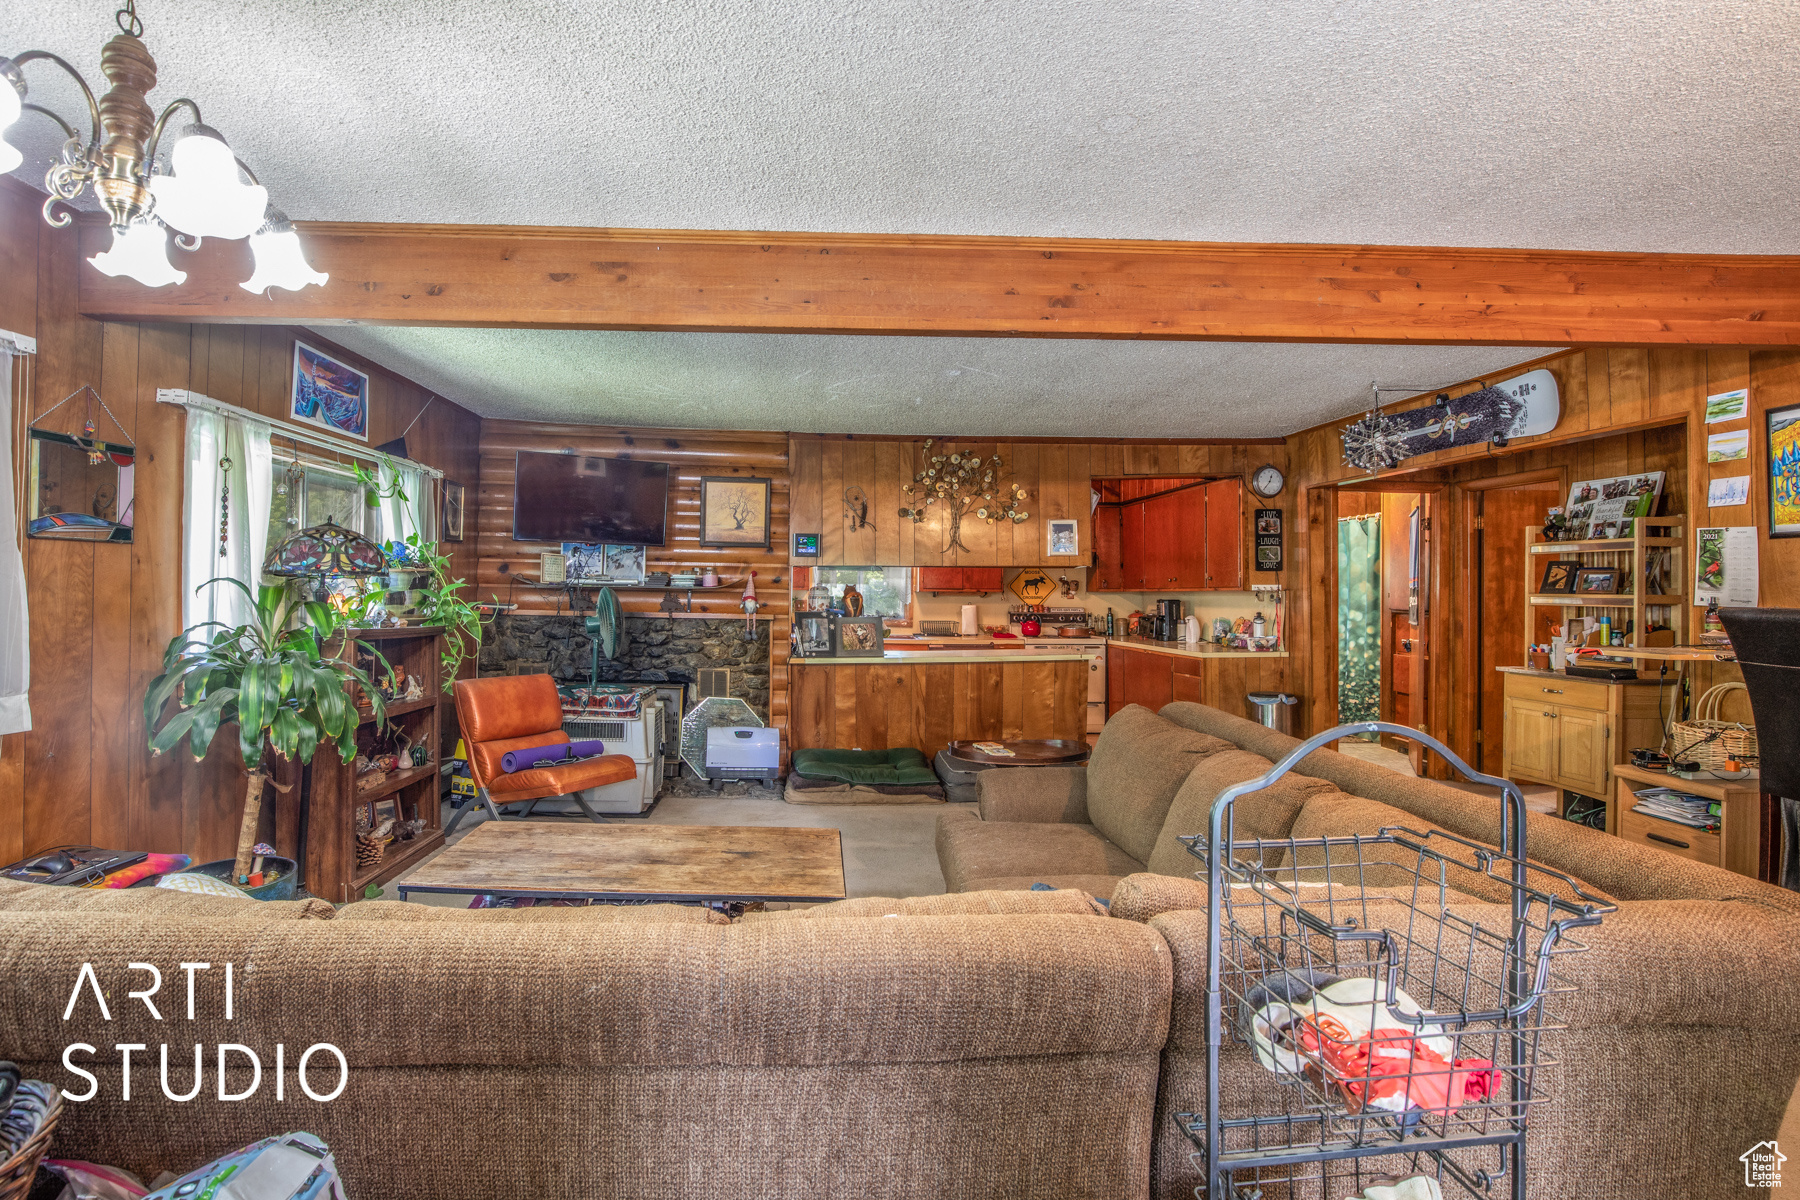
[[1465, 473, 1565, 777], [1329, 483, 1441, 776]]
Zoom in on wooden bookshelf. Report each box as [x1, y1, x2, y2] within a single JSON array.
[[1523, 518, 1688, 651]]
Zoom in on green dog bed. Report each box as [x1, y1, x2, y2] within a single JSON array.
[[786, 748, 945, 804]]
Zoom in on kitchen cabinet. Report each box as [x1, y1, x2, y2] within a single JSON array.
[[1107, 643, 1182, 713], [1204, 478, 1243, 588], [1089, 479, 1244, 592], [917, 567, 1004, 594], [1612, 762, 1765, 879], [1499, 670, 1672, 804]]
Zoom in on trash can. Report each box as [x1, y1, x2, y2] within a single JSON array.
[[1246, 691, 1299, 735]]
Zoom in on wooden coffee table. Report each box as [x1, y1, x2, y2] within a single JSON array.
[[396, 822, 847, 904], [946, 739, 1091, 767]]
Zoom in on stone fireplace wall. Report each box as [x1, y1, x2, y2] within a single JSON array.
[[478, 615, 771, 721]]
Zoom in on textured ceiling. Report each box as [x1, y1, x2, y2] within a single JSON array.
[[4, 1, 1798, 252], [314, 326, 1543, 438]]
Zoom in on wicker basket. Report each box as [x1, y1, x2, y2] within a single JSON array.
[[1669, 682, 1758, 769], [0, 1066, 61, 1200]]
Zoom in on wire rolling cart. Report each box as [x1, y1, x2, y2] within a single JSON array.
[[1174, 722, 1615, 1200]]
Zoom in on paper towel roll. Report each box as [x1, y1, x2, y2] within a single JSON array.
[[960, 604, 979, 636]]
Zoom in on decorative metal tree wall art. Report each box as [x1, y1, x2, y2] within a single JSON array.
[[898, 439, 1029, 554]]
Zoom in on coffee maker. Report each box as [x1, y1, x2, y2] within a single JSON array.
[[1154, 598, 1184, 642]]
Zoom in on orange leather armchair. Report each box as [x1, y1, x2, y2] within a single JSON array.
[[448, 674, 637, 833]]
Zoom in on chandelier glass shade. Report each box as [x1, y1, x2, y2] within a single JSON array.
[[1, 2, 326, 293]]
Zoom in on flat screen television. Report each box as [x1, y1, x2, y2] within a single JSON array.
[[512, 451, 669, 545]]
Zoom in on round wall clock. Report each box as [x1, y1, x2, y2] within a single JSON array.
[[1250, 464, 1286, 498]]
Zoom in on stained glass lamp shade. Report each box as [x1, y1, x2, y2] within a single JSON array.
[[263, 518, 387, 579]]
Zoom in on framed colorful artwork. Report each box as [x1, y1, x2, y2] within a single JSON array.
[[699, 476, 771, 548], [291, 340, 369, 441], [1769, 401, 1800, 538]]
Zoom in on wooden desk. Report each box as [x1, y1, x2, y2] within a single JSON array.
[[397, 822, 847, 904], [1612, 762, 1764, 879]]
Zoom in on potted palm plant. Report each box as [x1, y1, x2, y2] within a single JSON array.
[[145, 579, 385, 891]]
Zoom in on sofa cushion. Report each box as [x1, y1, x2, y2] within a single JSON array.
[[1287, 792, 1616, 907], [0, 878, 336, 919], [1085, 705, 1234, 865], [739, 889, 1108, 921], [335, 899, 730, 924], [1142, 749, 1345, 877], [955, 875, 1129, 899], [936, 807, 1143, 893]]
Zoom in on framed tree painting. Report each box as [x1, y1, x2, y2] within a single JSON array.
[[699, 476, 771, 548], [1769, 401, 1800, 538]]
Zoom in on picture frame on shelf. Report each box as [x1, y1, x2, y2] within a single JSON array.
[[1573, 567, 1619, 595], [1537, 560, 1582, 594], [795, 613, 835, 658], [562, 542, 607, 582], [601, 543, 646, 583], [833, 615, 885, 658], [1769, 401, 1800, 538], [699, 476, 772, 548]]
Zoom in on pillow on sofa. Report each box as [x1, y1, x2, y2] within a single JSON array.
[[1286, 792, 1616, 907], [0, 878, 336, 920], [1143, 749, 1344, 877], [1086, 705, 1235, 865], [335, 900, 730, 924], [738, 889, 1108, 921]]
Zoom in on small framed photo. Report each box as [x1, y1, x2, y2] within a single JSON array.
[[1046, 518, 1079, 557], [372, 797, 399, 827], [441, 479, 465, 542], [795, 613, 834, 658], [1537, 560, 1583, 594], [833, 615, 885, 658], [562, 542, 607, 582], [700, 476, 772, 548], [1574, 567, 1619, 595], [601, 543, 646, 583]]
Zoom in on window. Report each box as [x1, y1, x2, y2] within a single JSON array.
[[268, 462, 371, 544], [810, 566, 912, 620]]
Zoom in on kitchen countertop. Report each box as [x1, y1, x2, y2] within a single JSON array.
[[793, 651, 1094, 665], [1497, 664, 1668, 685], [1106, 637, 1288, 661]]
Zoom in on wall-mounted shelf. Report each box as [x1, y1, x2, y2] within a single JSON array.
[[1530, 536, 1682, 553]]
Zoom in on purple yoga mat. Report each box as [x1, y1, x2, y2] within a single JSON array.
[[501, 739, 608, 774]]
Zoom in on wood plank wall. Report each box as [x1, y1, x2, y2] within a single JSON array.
[[1, 180, 481, 863], [474, 422, 794, 748], [1281, 346, 1797, 765], [789, 437, 1288, 568]]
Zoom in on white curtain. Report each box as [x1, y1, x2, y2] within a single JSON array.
[[0, 335, 32, 735], [182, 407, 273, 635], [378, 459, 436, 549]]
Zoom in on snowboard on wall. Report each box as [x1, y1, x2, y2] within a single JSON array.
[[1340, 368, 1560, 472]]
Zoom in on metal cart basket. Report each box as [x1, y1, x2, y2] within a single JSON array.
[[1174, 722, 1614, 1200]]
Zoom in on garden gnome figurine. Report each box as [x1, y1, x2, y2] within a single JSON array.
[[741, 572, 759, 639]]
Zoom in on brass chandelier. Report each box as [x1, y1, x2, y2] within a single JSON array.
[[0, 1, 326, 292]]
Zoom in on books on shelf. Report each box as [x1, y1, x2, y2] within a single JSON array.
[[1631, 786, 1722, 831]]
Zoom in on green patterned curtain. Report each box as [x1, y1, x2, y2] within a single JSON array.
[[1337, 514, 1382, 728]]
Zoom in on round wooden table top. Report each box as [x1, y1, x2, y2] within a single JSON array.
[[946, 738, 1091, 766]]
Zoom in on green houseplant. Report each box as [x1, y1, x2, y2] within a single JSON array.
[[145, 579, 386, 885]]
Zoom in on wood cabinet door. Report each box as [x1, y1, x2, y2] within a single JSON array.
[[1172, 486, 1208, 589], [1172, 659, 1203, 705], [1092, 505, 1123, 590], [1556, 707, 1610, 796], [1502, 697, 1555, 783], [1204, 479, 1244, 589], [1120, 502, 1147, 589], [918, 567, 963, 592], [1143, 493, 1183, 591], [1121, 646, 1174, 712], [964, 567, 1004, 593], [1106, 645, 1128, 716]]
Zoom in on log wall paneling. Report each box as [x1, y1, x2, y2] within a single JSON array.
[[475, 421, 792, 751], [2, 184, 482, 862], [79, 221, 1800, 348]]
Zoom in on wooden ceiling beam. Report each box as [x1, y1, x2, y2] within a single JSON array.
[[73, 219, 1800, 346]]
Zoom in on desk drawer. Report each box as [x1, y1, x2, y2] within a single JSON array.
[[1503, 673, 1610, 711], [1617, 804, 1722, 867]]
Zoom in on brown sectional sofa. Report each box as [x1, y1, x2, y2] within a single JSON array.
[[940, 701, 1800, 1198]]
